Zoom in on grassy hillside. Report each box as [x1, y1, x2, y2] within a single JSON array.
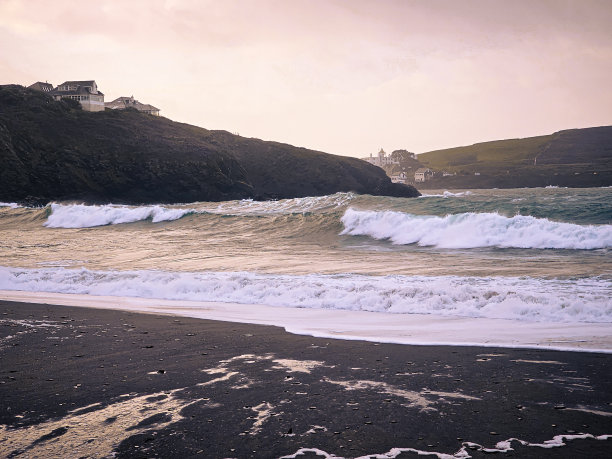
[[415, 127, 612, 188], [537, 127, 612, 165], [0, 85, 418, 204], [418, 135, 551, 173]]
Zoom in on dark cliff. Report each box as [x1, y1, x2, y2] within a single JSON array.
[[0, 85, 419, 205]]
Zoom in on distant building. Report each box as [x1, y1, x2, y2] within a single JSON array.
[[48, 80, 105, 112], [362, 148, 399, 168], [28, 80, 161, 115], [27, 82, 54, 93], [105, 96, 160, 116], [415, 168, 434, 182], [390, 171, 408, 183]]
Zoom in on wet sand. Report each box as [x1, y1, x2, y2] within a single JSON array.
[[1, 299, 611, 458], [3, 290, 611, 352]]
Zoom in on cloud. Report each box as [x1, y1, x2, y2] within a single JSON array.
[[1, 0, 611, 155]]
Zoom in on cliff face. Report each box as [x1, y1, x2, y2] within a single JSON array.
[[0, 85, 419, 205]]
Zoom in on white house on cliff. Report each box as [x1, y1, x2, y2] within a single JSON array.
[[105, 96, 160, 116], [29, 80, 105, 111], [28, 80, 160, 115], [52, 80, 105, 111], [362, 148, 399, 167]]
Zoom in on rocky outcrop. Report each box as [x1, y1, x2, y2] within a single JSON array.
[[0, 85, 419, 205]]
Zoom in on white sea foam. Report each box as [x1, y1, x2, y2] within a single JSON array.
[[341, 208, 612, 249], [43, 193, 355, 228], [0, 267, 610, 323], [44, 203, 194, 228], [282, 434, 612, 458], [420, 190, 473, 198], [0, 202, 22, 209]]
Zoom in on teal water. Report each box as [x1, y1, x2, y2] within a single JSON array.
[[1, 187, 610, 278], [0, 188, 610, 323]]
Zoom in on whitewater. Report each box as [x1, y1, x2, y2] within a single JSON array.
[[1, 187, 611, 350]]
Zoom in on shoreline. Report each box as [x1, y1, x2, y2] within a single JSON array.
[[1, 290, 611, 353], [1, 299, 611, 458]]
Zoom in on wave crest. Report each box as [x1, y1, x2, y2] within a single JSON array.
[[43, 193, 355, 228], [0, 202, 22, 209], [209, 192, 355, 216], [44, 203, 193, 228], [419, 191, 472, 198], [341, 208, 612, 249]]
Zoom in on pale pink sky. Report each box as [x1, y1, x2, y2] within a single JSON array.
[[1, 0, 611, 156]]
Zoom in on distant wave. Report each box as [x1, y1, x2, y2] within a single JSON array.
[[419, 191, 472, 198], [208, 193, 354, 216], [0, 202, 22, 209], [341, 208, 612, 249], [1, 267, 610, 323], [43, 193, 355, 228]]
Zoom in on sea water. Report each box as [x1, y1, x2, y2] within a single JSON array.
[[0, 188, 611, 339]]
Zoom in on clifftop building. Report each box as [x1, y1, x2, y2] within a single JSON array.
[[28, 80, 160, 115], [415, 168, 434, 182], [49, 80, 105, 112], [27, 82, 54, 93], [105, 96, 160, 116], [29, 80, 105, 111], [362, 148, 399, 168]]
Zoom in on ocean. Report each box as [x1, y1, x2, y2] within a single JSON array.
[[1, 187, 611, 342]]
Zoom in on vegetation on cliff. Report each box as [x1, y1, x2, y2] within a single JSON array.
[[415, 127, 612, 188], [0, 85, 419, 205]]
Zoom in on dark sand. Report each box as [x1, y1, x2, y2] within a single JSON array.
[[0, 300, 611, 458]]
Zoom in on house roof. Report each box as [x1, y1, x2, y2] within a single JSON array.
[[57, 80, 96, 87], [50, 86, 104, 97], [54, 80, 101, 95], [415, 168, 432, 173], [105, 96, 159, 111], [28, 82, 54, 91]]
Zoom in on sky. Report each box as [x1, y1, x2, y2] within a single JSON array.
[[1, 0, 611, 157]]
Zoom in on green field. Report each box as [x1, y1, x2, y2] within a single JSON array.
[[418, 135, 552, 173], [409, 126, 611, 188]]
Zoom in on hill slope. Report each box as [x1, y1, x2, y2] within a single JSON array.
[[415, 127, 612, 188], [0, 85, 418, 205]]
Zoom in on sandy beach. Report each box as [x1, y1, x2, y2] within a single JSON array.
[[3, 2, 612, 458], [1, 298, 611, 458]]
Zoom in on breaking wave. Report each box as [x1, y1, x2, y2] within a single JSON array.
[[42, 193, 355, 228], [420, 191, 472, 198], [207, 193, 354, 215], [44, 203, 194, 228], [1, 267, 610, 323], [341, 208, 612, 250], [0, 202, 21, 209]]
